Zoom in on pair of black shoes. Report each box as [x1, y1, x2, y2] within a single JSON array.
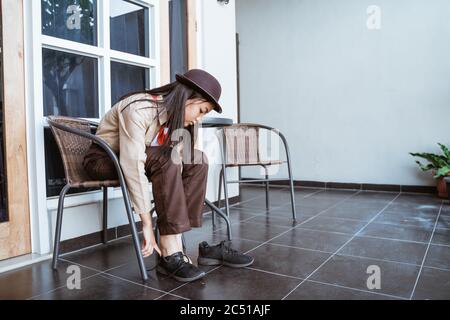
[[156, 240, 254, 282]]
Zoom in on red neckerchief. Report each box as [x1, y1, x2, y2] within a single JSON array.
[[157, 125, 169, 145], [151, 94, 169, 145]]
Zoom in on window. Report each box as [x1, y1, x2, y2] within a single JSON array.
[[42, 48, 99, 117], [40, 0, 158, 197], [111, 61, 150, 105], [42, 0, 98, 46], [110, 0, 150, 57]]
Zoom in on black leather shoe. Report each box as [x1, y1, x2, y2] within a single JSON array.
[[156, 251, 206, 282], [197, 240, 254, 268]]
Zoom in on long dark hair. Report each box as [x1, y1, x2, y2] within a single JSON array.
[[117, 81, 205, 159]]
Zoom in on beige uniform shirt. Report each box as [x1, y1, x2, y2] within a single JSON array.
[[95, 92, 195, 216]]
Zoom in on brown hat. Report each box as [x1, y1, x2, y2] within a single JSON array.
[[176, 69, 223, 113]]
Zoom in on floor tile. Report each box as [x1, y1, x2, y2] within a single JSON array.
[[393, 193, 442, 205], [62, 237, 142, 271], [34, 273, 163, 300], [372, 210, 437, 229], [437, 215, 450, 230], [310, 255, 420, 298], [0, 259, 97, 300], [294, 198, 341, 209], [244, 213, 309, 228], [383, 203, 440, 215], [423, 244, 450, 270], [338, 236, 428, 265], [293, 187, 325, 197], [103, 254, 185, 293], [170, 267, 301, 300], [238, 185, 270, 201], [299, 216, 367, 234], [440, 205, 450, 216], [285, 280, 399, 300], [234, 193, 294, 210], [199, 210, 258, 234], [248, 243, 331, 278], [213, 221, 291, 242], [269, 228, 352, 252], [337, 199, 390, 210], [351, 192, 399, 202], [340, 197, 394, 209], [431, 228, 450, 246], [272, 204, 324, 217], [412, 267, 450, 300], [306, 189, 358, 201], [359, 223, 433, 243], [321, 205, 381, 221], [156, 293, 187, 300]]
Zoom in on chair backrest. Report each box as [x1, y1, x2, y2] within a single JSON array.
[[221, 124, 261, 165], [47, 116, 94, 185]]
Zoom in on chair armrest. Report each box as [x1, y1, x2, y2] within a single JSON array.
[[87, 120, 100, 128], [216, 122, 293, 165], [46, 118, 120, 172]]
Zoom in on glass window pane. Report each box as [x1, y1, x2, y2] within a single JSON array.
[[169, 0, 188, 81], [42, 48, 99, 117], [41, 0, 98, 46], [110, 0, 149, 57], [111, 61, 149, 105]]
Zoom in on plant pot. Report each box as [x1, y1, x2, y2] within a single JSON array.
[[436, 176, 450, 199]]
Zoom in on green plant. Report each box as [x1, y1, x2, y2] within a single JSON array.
[[410, 143, 450, 178]]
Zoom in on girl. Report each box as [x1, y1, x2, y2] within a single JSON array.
[[83, 69, 253, 283]]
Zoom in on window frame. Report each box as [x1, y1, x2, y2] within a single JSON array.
[[40, 0, 160, 122], [33, 0, 161, 202]]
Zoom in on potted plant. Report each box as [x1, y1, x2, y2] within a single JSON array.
[[410, 143, 450, 198]]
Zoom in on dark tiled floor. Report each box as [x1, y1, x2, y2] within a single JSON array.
[[1, 185, 450, 300]]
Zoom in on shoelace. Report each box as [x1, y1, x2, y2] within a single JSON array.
[[219, 240, 240, 256]]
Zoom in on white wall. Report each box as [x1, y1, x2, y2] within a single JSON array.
[[198, 0, 240, 200], [236, 0, 450, 186]]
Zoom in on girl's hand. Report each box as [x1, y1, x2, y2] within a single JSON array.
[[141, 223, 162, 258]]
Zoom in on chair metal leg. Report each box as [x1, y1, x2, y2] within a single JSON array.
[[120, 185, 148, 281], [286, 154, 297, 222], [52, 184, 71, 270], [213, 168, 224, 226], [263, 165, 270, 211], [102, 187, 108, 244], [154, 223, 160, 245], [222, 164, 231, 218], [217, 168, 223, 209], [181, 233, 187, 252], [204, 198, 232, 240]]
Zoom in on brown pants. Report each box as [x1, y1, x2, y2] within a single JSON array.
[[82, 143, 209, 235]]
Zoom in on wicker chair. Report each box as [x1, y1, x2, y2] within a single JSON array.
[[213, 123, 297, 224], [47, 116, 150, 281]]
